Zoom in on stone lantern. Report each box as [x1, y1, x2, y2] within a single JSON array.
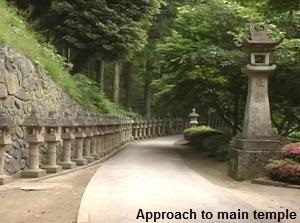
[[229, 24, 281, 180], [59, 112, 76, 169], [42, 111, 62, 173], [96, 115, 103, 158], [21, 110, 46, 178], [0, 111, 15, 184], [90, 115, 100, 160], [188, 108, 199, 128], [83, 116, 94, 163], [72, 114, 87, 166]]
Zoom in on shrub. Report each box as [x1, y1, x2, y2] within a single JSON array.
[[287, 131, 300, 143], [202, 134, 230, 161], [184, 126, 230, 161], [281, 143, 300, 162], [266, 159, 300, 184], [183, 126, 222, 141]]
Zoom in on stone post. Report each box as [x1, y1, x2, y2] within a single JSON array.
[[72, 115, 87, 166], [146, 120, 151, 138], [143, 121, 147, 138], [42, 112, 62, 173], [90, 115, 100, 160], [83, 117, 94, 163], [0, 112, 14, 184], [229, 24, 281, 180], [138, 121, 143, 139], [21, 110, 46, 178], [188, 108, 199, 128], [97, 123, 103, 158], [60, 112, 76, 169], [132, 121, 138, 140]]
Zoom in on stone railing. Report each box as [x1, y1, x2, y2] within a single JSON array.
[[0, 111, 188, 185], [132, 118, 188, 140]]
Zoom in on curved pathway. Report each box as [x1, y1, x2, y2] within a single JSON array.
[[77, 136, 300, 223]]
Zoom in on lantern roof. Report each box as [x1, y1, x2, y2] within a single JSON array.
[[0, 111, 15, 128], [45, 111, 60, 127], [242, 24, 281, 52], [22, 109, 45, 127], [188, 108, 199, 118], [61, 112, 76, 127]]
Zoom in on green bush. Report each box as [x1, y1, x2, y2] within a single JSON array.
[[202, 134, 230, 161], [183, 126, 222, 141], [73, 75, 135, 116], [184, 125, 230, 161], [287, 131, 300, 143]]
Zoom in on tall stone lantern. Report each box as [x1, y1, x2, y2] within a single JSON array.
[[60, 112, 76, 169], [188, 108, 199, 128], [42, 111, 62, 173], [0, 111, 15, 184], [21, 110, 46, 178], [229, 24, 281, 180]]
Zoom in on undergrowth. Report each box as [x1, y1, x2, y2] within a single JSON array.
[[0, 0, 130, 115]]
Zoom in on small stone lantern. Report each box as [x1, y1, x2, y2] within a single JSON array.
[[229, 24, 281, 180], [59, 112, 76, 169], [0, 111, 15, 184], [83, 116, 94, 163], [188, 108, 199, 128], [72, 115, 88, 166], [42, 111, 62, 173], [21, 110, 46, 178], [90, 115, 100, 160]]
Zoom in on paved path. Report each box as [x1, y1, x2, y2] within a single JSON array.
[[77, 136, 300, 223]]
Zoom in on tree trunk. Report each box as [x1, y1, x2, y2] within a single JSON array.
[[72, 50, 91, 74], [123, 61, 134, 108], [144, 60, 152, 119], [96, 60, 105, 92], [112, 60, 121, 104]]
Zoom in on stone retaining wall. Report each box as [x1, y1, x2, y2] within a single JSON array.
[[0, 46, 86, 174]]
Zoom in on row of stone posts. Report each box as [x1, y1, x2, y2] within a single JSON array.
[[0, 110, 188, 185], [0, 110, 133, 184], [132, 118, 187, 140]]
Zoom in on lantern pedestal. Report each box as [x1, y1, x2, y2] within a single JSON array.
[[0, 175, 12, 185], [21, 143, 46, 178], [0, 146, 12, 185], [91, 136, 100, 160], [229, 70, 281, 180], [83, 137, 94, 163], [59, 139, 76, 169], [73, 137, 88, 166], [42, 141, 62, 174], [21, 169, 46, 178], [229, 139, 281, 180]]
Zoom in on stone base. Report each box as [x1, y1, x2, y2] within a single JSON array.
[[59, 162, 76, 170], [0, 174, 13, 185], [84, 156, 94, 163], [21, 169, 46, 178], [229, 138, 281, 181], [73, 158, 88, 166], [41, 165, 63, 174], [91, 154, 100, 160]]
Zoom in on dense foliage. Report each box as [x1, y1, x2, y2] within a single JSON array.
[[4, 0, 300, 136], [0, 0, 130, 115]]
